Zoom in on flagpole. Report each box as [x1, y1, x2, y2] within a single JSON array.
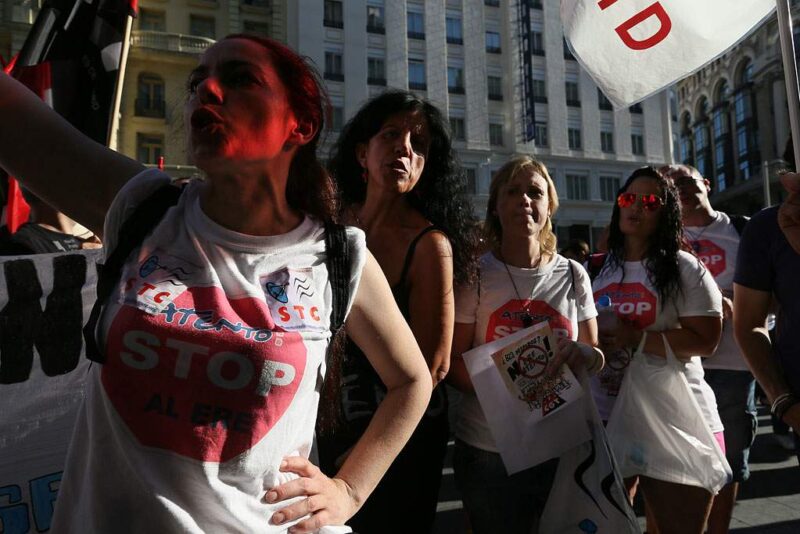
[[777, 0, 800, 181], [107, 14, 134, 150]]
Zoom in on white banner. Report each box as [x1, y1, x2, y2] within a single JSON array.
[[561, 0, 776, 108], [0, 250, 100, 533]]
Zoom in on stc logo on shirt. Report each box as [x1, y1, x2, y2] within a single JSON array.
[[103, 285, 305, 463], [691, 239, 726, 277], [260, 267, 327, 332], [594, 283, 657, 329], [487, 300, 573, 341]]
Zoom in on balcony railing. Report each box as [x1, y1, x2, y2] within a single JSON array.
[[131, 31, 215, 55]]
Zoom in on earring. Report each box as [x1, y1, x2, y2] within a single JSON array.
[[362, 168, 368, 182]]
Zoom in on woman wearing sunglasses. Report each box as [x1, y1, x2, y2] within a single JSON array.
[[448, 155, 603, 534], [592, 166, 723, 533]]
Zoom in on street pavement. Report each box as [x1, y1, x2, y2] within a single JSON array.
[[432, 402, 800, 533]]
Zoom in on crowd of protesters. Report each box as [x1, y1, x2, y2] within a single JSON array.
[[1, 32, 800, 534]]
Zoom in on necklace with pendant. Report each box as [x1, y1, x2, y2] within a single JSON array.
[[501, 254, 541, 328]]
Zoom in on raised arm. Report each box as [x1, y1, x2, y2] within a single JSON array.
[[0, 72, 144, 237], [406, 230, 455, 386], [267, 252, 431, 532]]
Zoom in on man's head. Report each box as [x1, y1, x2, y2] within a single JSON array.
[[661, 164, 711, 212]]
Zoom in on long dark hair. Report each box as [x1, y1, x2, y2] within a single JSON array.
[[605, 166, 684, 304], [328, 90, 478, 285], [224, 34, 337, 222]]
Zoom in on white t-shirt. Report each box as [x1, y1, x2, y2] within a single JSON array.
[[591, 251, 724, 432], [52, 170, 366, 533], [685, 211, 748, 371], [454, 252, 597, 452]]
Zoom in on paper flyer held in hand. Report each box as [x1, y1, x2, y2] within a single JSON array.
[[462, 321, 590, 474], [491, 322, 582, 422]]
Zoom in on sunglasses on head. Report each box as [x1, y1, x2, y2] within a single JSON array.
[[616, 192, 664, 211]]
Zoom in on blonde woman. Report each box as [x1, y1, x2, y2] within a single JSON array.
[[448, 155, 602, 534]]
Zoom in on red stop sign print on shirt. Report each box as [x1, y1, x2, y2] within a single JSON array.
[[486, 300, 573, 342], [593, 282, 657, 330], [102, 281, 305, 463], [690, 239, 726, 277]]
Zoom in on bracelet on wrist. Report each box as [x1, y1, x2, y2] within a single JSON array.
[[772, 393, 799, 420]]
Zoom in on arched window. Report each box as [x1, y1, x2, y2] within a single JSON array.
[[680, 111, 694, 165], [136, 73, 166, 118], [712, 80, 733, 191], [733, 59, 760, 180]]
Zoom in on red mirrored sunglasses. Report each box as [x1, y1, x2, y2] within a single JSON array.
[[616, 192, 663, 211]]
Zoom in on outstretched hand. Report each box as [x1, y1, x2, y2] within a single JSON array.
[[265, 457, 359, 533]]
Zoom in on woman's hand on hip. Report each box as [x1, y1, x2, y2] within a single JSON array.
[[266, 456, 359, 533]]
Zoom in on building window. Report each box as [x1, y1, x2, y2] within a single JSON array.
[[486, 31, 501, 53], [631, 134, 645, 155], [135, 73, 165, 118], [598, 89, 613, 111], [139, 9, 165, 32], [367, 57, 386, 86], [367, 4, 385, 33], [566, 174, 589, 200], [568, 128, 582, 150], [601, 131, 614, 153], [563, 38, 575, 60], [243, 20, 270, 37], [446, 16, 463, 45], [489, 123, 504, 146], [530, 0, 543, 9], [450, 117, 466, 141], [408, 60, 426, 90], [189, 15, 215, 39], [331, 106, 344, 131], [324, 51, 344, 81], [407, 11, 424, 39], [531, 31, 544, 55], [448, 67, 464, 94], [534, 122, 548, 147], [565, 81, 580, 107], [485, 0, 500, 6], [734, 91, 753, 124], [629, 103, 643, 114], [324, 0, 344, 28], [137, 133, 164, 165], [532, 79, 547, 103], [464, 167, 477, 195], [242, 0, 270, 7], [488, 76, 502, 100], [600, 176, 620, 201]]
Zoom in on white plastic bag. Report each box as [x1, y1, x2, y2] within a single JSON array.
[[606, 334, 731, 493], [540, 372, 641, 534]]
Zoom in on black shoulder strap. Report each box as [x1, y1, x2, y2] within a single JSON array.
[[83, 184, 184, 363], [731, 214, 750, 236], [397, 225, 444, 288], [323, 222, 349, 340]]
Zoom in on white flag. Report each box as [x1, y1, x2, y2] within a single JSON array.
[[561, 0, 775, 108]]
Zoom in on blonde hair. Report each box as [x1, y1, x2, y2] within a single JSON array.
[[484, 155, 559, 256]]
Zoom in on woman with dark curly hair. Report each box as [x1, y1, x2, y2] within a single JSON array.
[[591, 166, 724, 534], [318, 90, 477, 533]]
